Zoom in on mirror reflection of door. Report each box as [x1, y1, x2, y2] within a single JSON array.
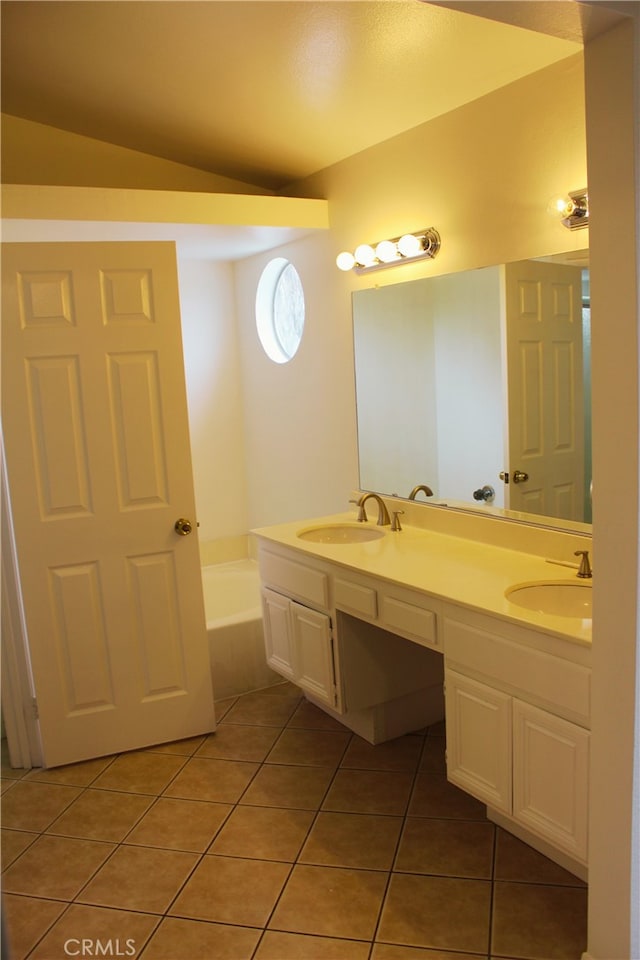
[[352, 252, 591, 528], [503, 259, 586, 522]]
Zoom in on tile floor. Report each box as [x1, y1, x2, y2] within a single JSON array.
[[1, 682, 588, 960]]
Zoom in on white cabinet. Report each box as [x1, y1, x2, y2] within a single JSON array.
[[262, 586, 338, 711], [257, 544, 444, 741], [445, 670, 512, 813], [512, 698, 589, 862], [444, 610, 591, 869], [290, 599, 338, 709]]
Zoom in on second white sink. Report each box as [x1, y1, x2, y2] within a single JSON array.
[[297, 523, 385, 544], [506, 580, 592, 619]]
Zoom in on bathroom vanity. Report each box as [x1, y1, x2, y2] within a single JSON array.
[[253, 505, 592, 879]]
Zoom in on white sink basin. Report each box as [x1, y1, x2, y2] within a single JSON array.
[[505, 580, 592, 619], [297, 523, 385, 544]]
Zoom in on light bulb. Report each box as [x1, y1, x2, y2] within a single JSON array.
[[548, 194, 580, 220], [336, 251, 356, 272], [375, 240, 398, 263], [354, 244, 376, 267], [397, 233, 423, 258]]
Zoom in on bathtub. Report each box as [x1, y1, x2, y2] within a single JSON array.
[[202, 558, 280, 701]]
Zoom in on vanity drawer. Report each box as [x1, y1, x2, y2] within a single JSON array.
[[335, 577, 378, 618], [259, 549, 329, 609], [380, 594, 439, 649], [444, 618, 590, 726]]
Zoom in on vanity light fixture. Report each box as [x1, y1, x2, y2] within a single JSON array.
[[336, 228, 441, 273], [551, 189, 589, 231]]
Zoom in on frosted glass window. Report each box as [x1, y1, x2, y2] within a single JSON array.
[[256, 258, 305, 363]]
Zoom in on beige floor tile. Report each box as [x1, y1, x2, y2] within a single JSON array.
[[143, 917, 261, 959], [491, 880, 588, 960], [394, 818, 495, 878], [1, 780, 82, 831], [163, 757, 259, 803], [419, 737, 447, 773], [77, 845, 198, 914], [408, 773, 487, 820], [213, 697, 239, 720], [169, 855, 290, 926], [378, 874, 491, 953], [372, 945, 486, 959], [209, 804, 314, 860], [427, 721, 446, 737], [239, 763, 334, 809], [2, 834, 115, 899], [322, 769, 414, 816], [195, 723, 280, 761], [1, 828, 39, 868], [2, 894, 67, 960], [1, 777, 18, 794], [340, 735, 423, 772], [221, 691, 300, 726], [125, 797, 232, 851], [28, 904, 160, 960], [269, 863, 387, 940], [286, 699, 350, 731], [300, 811, 403, 870], [255, 930, 371, 959], [266, 728, 351, 767], [24, 755, 115, 786], [91, 752, 186, 795], [1, 741, 28, 781], [494, 828, 586, 886], [143, 735, 208, 756], [256, 681, 302, 698], [46, 788, 153, 841]]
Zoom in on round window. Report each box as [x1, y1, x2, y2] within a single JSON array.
[[255, 258, 305, 363]]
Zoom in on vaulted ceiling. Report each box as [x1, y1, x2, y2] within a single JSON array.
[[0, 0, 594, 192]]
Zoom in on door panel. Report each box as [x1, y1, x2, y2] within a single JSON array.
[[2, 241, 215, 767], [504, 260, 585, 520]]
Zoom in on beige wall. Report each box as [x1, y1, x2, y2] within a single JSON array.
[[235, 54, 588, 528], [584, 17, 639, 960], [283, 55, 587, 280], [1, 113, 273, 195]]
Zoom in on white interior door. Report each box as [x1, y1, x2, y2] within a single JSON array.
[[1, 241, 215, 768], [503, 259, 585, 521]]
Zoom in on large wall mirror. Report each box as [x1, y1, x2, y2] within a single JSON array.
[[353, 249, 591, 531]]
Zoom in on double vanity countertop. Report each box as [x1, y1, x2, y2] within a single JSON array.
[[253, 511, 592, 648]]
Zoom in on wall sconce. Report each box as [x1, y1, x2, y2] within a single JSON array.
[[336, 227, 441, 273], [551, 189, 589, 230]]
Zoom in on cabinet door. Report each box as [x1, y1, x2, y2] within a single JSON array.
[[290, 600, 338, 710], [513, 699, 589, 862], [445, 669, 512, 813], [262, 588, 295, 681]]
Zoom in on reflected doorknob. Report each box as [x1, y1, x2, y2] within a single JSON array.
[[174, 518, 193, 536], [499, 470, 529, 485]]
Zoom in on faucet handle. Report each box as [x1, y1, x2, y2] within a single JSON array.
[[391, 510, 404, 532], [349, 498, 367, 522], [574, 549, 593, 579]]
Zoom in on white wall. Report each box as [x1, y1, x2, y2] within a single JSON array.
[[432, 267, 504, 505], [234, 231, 359, 528], [583, 16, 640, 960], [177, 257, 249, 542], [353, 280, 439, 498]]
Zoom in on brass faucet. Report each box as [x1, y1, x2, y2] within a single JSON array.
[[408, 484, 434, 500], [574, 550, 593, 579], [349, 493, 391, 525]]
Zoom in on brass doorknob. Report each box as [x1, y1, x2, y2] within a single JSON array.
[[513, 470, 529, 484], [174, 518, 193, 536]]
